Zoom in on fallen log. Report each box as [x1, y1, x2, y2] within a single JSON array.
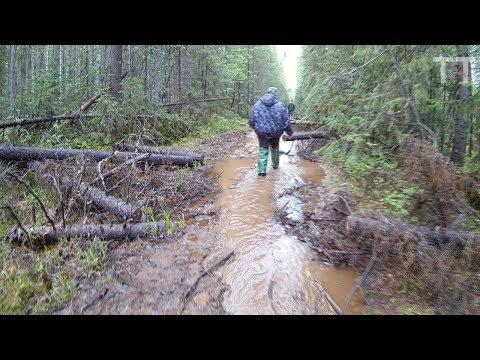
[[81, 94, 101, 112], [159, 96, 233, 107], [116, 143, 204, 163], [79, 182, 142, 221], [0, 145, 200, 166], [345, 215, 478, 248], [7, 221, 166, 244], [290, 120, 317, 125], [0, 114, 96, 129], [282, 131, 332, 141]]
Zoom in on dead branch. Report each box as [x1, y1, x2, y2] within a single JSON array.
[[1, 206, 31, 243], [96, 150, 116, 192], [7, 171, 56, 230], [180, 251, 235, 314], [336, 49, 388, 80], [90, 153, 150, 186], [48, 172, 66, 228], [340, 240, 378, 315]]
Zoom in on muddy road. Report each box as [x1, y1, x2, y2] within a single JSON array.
[[58, 131, 363, 315]]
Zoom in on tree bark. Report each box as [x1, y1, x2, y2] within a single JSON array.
[[450, 45, 472, 167], [81, 94, 101, 112], [282, 131, 333, 141], [177, 46, 181, 100], [8, 45, 17, 113], [110, 45, 123, 102], [7, 222, 166, 244], [0, 145, 201, 166], [0, 114, 95, 129], [116, 143, 204, 162], [79, 182, 142, 221], [344, 215, 476, 248], [158, 96, 233, 107]]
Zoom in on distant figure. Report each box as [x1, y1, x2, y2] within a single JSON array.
[[249, 87, 293, 176], [287, 100, 295, 119]]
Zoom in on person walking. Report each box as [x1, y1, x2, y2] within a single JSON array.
[[248, 87, 293, 176]]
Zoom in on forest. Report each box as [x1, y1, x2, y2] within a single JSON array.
[[0, 45, 478, 315]]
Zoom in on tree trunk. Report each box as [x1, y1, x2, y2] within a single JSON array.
[[7, 222, 166, 244], [110, 45, 123, 102], [450, 46, 472, 167], [0, 114, 94, 129], [31, 45, 36, 94], [79, 182, 143, 221], [345, 215, 475, 248], [8, 45, 17, 113], [143, 46, 149, 98], [116, 143, 204, 162], [177, 46, 182, 101], [157, 96, 233, 107], [0, 145, 201, 166], [282, 131, 333, 141]]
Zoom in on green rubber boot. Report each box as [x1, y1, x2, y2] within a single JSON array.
[[258, 147, 269, 176], [271, 147, 280, 169]]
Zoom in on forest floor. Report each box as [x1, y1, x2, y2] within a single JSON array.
[[2, 123, 466, 315], [55, 131, 244, 314], [53, 126, 427, 315]]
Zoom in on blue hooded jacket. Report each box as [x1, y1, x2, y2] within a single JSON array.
[[249, 93, 292, 138]]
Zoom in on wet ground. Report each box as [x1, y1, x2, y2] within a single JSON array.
[[58, 131, 363, 315]]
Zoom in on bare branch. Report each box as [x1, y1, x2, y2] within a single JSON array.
[[7, 171, 56, 231], [1, 205, 31, 243]]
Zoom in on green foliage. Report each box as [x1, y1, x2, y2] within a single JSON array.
[[319, 139, 423, 216]]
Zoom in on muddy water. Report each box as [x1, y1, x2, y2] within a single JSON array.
[[212, 132, 363, 315]]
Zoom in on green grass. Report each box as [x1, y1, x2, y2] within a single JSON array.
[[0, 242, 79, 314], [0, 268, 38, 314], [81, 237, 108, 278], [176, 115, 249, 145], [161, 209, 174, 236]]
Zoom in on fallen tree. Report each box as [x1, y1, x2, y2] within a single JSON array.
[[290, 120, 317, 125], [116, 143, 204, 163], [0, 114, 96, 129], [282, 131, 333, 141], [79, 182, 143, 221], [7, 221, 166, 244], [81, 94, 101, 112], [344, 215, 477, 248], [0, 145, 200, 166], [158, 96, 233, 107]]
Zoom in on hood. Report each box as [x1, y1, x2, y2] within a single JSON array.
[[260, 93, 278, 107]]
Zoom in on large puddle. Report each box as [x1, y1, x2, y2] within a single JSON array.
[[212, 132, 363, 315]]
